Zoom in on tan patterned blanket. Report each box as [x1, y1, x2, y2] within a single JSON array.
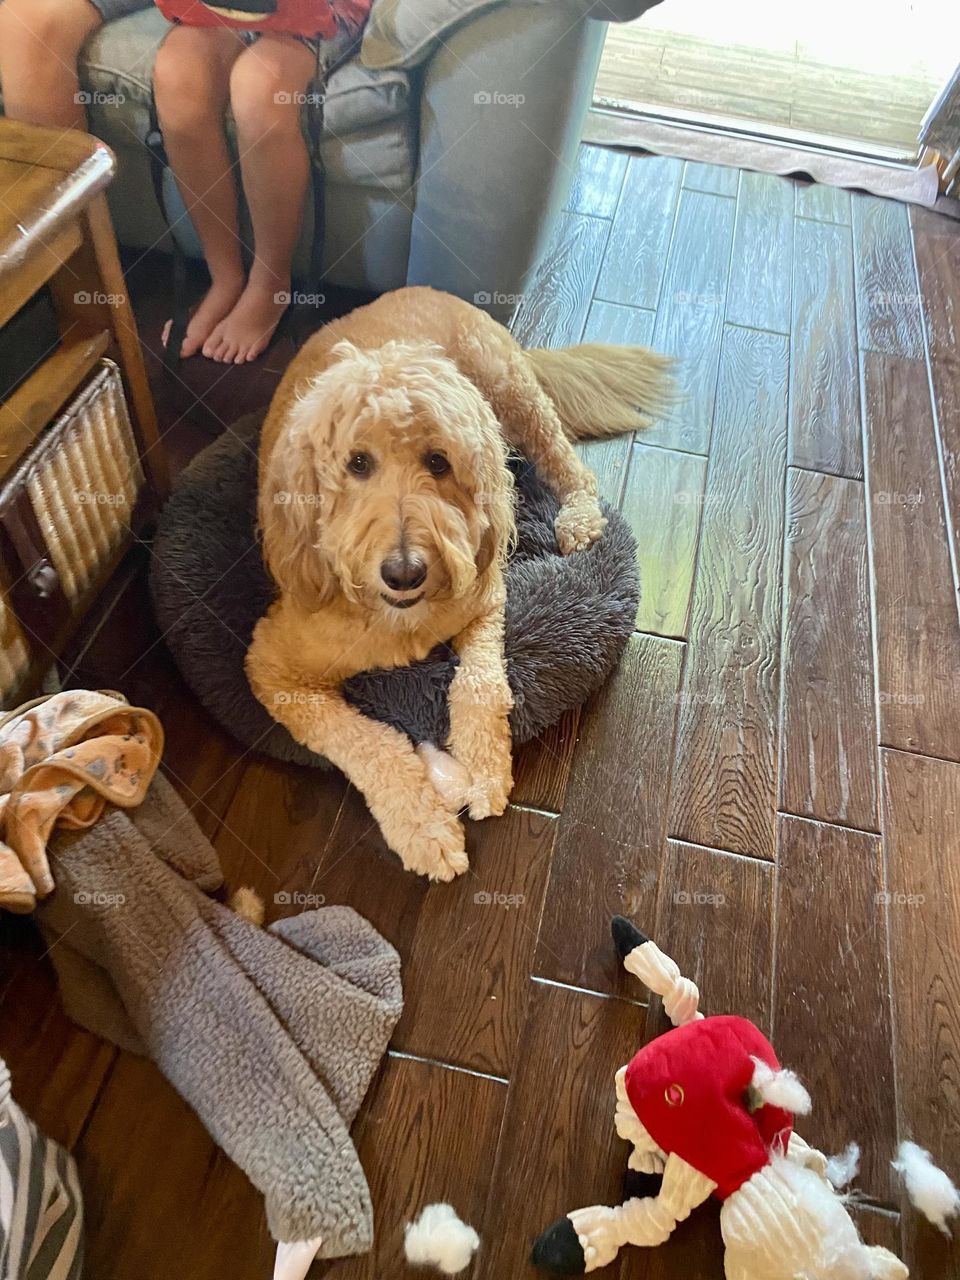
[[0, 690, 163, 913]]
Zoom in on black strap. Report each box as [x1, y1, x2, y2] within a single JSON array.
[[145, 102, 189, 378], [303, 32, 363, 295]]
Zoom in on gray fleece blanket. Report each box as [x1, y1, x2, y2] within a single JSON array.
[[36, 774, 402, 1255]]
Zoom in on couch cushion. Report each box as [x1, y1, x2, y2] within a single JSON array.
[[361, 0, 661, 69], [75, 6, 409, 150]]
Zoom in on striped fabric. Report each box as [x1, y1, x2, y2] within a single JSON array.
[[0, 1060, 83, 1280]]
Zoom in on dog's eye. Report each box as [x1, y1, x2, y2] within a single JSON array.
[[426, 452, 451, 477], [347, 452, 373, 477]]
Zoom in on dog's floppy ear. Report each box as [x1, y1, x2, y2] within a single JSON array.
[[475, 523, 499, 576], [258, 415, 335, 611], [472, 420, 516, 578]]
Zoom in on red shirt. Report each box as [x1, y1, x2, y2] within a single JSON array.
[[624, 1015, 794, 1200], [155, 1, 370, 39]]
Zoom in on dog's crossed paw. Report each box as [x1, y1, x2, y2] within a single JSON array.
[[555, 500, 606, 555], [466, 771, 512, 821]]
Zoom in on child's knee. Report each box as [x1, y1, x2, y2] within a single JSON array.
[[0, 0, 98, 64], [154, 37, 222, 133], [230, 52, 310, 137]]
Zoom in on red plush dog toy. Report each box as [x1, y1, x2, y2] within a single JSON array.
[[531, 917, 958, 1279]]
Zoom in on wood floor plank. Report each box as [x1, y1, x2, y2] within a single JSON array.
[[575, 302, 657, 509], [476, 982, 646, 1280], [646, 189, 737, 453], [852, 195, 925, 360], [513, 211, 609, 348], [566, 144, 628, 218], [310, 786, 431, 960], [328, 1056, 506, 1280], [582, 299, 656, 346], [882, 749, 960, 1276], [779, 467, 878, 829], [595, 155, 683, 310], [682, 160, 739, 198], [863, 352, 960, 759], [854, 1208, 902, 1255], [653, 841, 773, 1034], [795, 181, 852, 225], [773, 817, 895, 1199], [789, 218, 862, 477], [0, 945, 115, 1150], [510, 708, 580, 813], [911, 205, 960, 548], [76, 1055, 252, 1280], [726, 171, 794, 335], [910, 205, 960, 363], [212, 757, 347, 917], [534, 633, 682, 995], [577, 436, 631, 508], [155, 682, 247, 842], [621, 442, 706, 638], [391, 806, 556, 1076], [620, 1208, 725, 1280], [927, 352, 960, 557], [669, 325, 788, 860]]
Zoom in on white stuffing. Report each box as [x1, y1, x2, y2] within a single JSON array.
[[416, 743, 471, 811], [750, 1057, 812, 1116], [404, 1203, 480, 1275], [892, 1141, 960, 1234], [825, 1142, 861, 1189]]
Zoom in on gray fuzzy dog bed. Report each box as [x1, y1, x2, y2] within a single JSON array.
[[150, 411, 639, 768]]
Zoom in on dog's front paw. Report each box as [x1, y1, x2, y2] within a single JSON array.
[[555, 499, 606, 554], [397, 805, 469, 882], [466, 766, 512, 820]]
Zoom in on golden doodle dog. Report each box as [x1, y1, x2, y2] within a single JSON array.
[[247, 287, 669, 881]]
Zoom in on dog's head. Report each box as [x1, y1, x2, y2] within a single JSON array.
[[259, 339, 516, 616]]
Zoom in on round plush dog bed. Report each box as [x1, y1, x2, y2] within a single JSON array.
[[150, 411, 639, 768]]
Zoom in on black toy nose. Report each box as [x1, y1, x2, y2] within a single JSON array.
[[380, 552, 427, 592]]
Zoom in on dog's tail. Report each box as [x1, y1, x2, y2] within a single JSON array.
[[525, 344, 674, 441]]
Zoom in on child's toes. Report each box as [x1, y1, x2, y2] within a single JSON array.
[[202, 328, 225, 361]]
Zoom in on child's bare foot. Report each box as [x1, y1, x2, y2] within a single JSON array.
[[202, 278, 289, 363], [162, 273, 245, 359]]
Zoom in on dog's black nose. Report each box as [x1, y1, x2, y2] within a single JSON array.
[[380, 552, 427, 592]]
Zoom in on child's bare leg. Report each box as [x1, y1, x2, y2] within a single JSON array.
[[153, 26, 247, 358], [204, 35, 314, 364], [0, 0, 101, 127]]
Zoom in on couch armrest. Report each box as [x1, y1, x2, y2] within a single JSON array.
[[407, 2, 606, 324], [559, 0, 663, 21]]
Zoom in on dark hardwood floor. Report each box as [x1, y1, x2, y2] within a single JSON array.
[[2, 150, 960, 1279]]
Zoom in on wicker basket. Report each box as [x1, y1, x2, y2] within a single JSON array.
[[0, 360, 146, 701]]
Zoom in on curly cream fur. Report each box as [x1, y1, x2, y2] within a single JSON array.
[[248, 287, 665, 880]]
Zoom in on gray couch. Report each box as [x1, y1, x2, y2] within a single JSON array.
[[68, 0, 656, 321]]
